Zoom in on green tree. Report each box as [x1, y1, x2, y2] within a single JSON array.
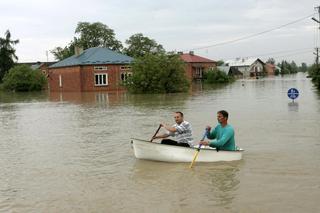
[[126, 53, 189, 93], [2, 65, 47, 91], [308, 64, 320, 89], [216, 60, 225, 66], [51, 22, 123, 60], [51, 41, 75, 60], [75, 22, 122, 51], [203, 68, 234, 84], [290, 61, 298, 73], [123, 33, 165, 58], [299, 62, 308, 72], [0, 30, 19, 82]]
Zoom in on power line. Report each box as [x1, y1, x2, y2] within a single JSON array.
[[184, 13, 315, 52]]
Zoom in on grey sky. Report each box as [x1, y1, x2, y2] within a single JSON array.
[[0, 0, 319, 64]]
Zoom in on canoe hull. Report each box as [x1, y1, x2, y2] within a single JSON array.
[[131, 138, 243, 163]]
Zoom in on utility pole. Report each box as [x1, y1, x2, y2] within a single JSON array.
[[312, 6, 320, 67]]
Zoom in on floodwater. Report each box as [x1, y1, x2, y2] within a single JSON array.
[[0, 73, 319, 212]]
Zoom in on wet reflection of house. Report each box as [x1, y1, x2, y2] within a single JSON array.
[[225, 58, 266, 78], [179, 51, 217, 80], [48, 47, 133, 92]]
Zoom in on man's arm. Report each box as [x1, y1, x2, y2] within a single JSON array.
[[209, 128, 233, 148], [153, 133, 169, 139]]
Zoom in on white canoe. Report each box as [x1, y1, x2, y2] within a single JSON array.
[[131, 138, 244, 163]]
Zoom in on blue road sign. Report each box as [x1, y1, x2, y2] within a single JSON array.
[[287, 88, 299, 100]]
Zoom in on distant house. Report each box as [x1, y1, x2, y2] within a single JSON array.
[[179, 51, 217, 80], [217, 66, 243, 78], [225, 58, 266, 78], [48, 47, 133, 92], [265, 63, 281, 75]]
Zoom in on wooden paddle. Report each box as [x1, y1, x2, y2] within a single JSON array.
[[150, 124, 162, 142], [189, 130, 208, 169]]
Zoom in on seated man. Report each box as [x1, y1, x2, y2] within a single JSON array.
[[153, 111, 193, 147], [199, 110, 236, 151]]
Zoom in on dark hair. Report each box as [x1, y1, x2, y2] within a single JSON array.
[[175, 111, 184, 117], [218, 110, 228, 119]]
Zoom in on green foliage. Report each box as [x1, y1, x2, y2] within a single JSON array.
[[278, 60, 299, 74], [203, 68, 234, 84], [126, 53, 189, 93], [123, 33, 165, 58], [308, 64, 320, 89], [216, 60, 225, 66], [299, 62, 308, 72], [2, 65, 47, 91], [51, 41, 75, 61], [75, 22, 122, 51], [0, 30, 19, 82], [51, 22, 123, 60]]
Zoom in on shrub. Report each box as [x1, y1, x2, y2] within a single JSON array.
[[2, 65, 47, 91], [203, 68, 234, 84], [126, 53, 189, 93]]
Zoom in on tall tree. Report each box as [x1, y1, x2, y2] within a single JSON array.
[[0, 30, 19, 82], [123, 33, 165, 58], [51, 22, 123, 60], [75, 22, 122, 51]]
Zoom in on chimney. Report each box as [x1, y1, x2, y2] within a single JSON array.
[[189, 51, 194, 55], [74, 46, 84, 56]]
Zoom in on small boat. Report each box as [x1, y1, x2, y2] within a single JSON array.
[[131, 138, 244, 163]]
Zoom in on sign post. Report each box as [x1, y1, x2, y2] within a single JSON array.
[[287, 88, 299, 103]]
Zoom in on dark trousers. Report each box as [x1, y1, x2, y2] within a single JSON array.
[[161, 139, 190, 147]]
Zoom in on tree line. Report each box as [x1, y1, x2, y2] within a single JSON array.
[[1, 22, 319, 92]]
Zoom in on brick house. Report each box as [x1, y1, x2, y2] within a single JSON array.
[[48, 47, 133, 92], [179, 51, 217, 80]]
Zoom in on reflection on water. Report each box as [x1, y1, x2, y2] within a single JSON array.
[[288, 102, 299, 112], [1, 73, 320, 212]]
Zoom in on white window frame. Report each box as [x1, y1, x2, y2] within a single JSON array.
[[120, 71, 132, 82], [59, 75, 62, 87], [94, 66, 108, 71], [94, 73, 108, 86]]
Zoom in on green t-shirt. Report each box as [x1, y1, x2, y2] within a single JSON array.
[[207, 124, 236, 151]]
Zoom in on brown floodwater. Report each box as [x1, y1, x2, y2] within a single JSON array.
[[0, 73, 319, 212]]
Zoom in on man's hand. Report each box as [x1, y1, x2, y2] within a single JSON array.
[[199, 141, 210, 146], [206, 126, 211, 132]]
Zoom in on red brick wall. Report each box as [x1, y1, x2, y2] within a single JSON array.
[[80, 65, 126, 92], [184, 62, 217, 80], [48, 66, 81, 92], [48, 64, 128, 92]]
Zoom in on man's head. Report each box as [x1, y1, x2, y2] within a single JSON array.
[[174, 111, 184, 124], [217, 110, 228, 125]]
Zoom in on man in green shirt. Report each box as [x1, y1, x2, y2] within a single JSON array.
[[199, 110, 236, 151]]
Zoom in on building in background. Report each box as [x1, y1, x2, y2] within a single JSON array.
[[179, 51, 217, 80], [48, 47, 133, 92]]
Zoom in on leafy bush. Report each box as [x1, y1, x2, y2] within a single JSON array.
[[308, 64, 320, 89], [2, 65, 47, 91], [126, 53, 189, 93], [203, 68, 234, 84]]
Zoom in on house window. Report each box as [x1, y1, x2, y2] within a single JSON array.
[[94, 66, 108, 71], [120, 72, 132, 81], [195, 67, 203, 78], [95, 73, 108, 86], [120, 66, 132, 71]]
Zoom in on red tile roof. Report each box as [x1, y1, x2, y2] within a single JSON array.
[[180, 53, 215, 63]]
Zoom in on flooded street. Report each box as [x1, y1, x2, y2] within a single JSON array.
[[1, 73, 320, 212]]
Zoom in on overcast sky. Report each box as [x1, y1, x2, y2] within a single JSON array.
[[1, 0, 319, 64]]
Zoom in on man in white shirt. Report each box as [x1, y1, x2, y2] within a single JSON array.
[[152, 112, 193, 147]]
